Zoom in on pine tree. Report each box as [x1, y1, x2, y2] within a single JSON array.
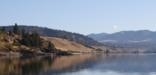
[[19, 30, 42, 47], [42, 41, 55, 53], [47, 42, 55, 51], [1, 27, 5, 32], [31, 31, 42, 47], [21, 28, 26, 38], [8, 30, 13, 36], [13, 23, 19, 34]]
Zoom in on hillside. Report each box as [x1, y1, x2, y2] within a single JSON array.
[[88, 33, 108, 41], [88, 30, 156, 52], [88, 30, 156, 43], [42, 37, 93, 53], [1, 25, 102, 46], [0, 25, 72, 56], [0, 24, 109, 55]]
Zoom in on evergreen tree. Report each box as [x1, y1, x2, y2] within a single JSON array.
[[31, 31, 42, 47], [8, 30, 13, 36], [47, 42, 55, 51], [19, 30, 41, 47], [21, 28, 26, 37], [42, 41, 55, 53], [1, 27, 5, 32], [13, 23, 19, 34]]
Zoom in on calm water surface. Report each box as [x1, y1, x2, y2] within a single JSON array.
[[0, 54, 156, 75]]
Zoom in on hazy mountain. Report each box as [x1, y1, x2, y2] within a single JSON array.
[[88, 33, 108, 41], [88, 30, 156, 52], [88, 30, 156, 43]]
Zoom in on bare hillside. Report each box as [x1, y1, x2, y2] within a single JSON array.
[[42, 37, 94, 53]]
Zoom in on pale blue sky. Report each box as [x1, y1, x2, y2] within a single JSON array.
[[0, 0, 156, 35]]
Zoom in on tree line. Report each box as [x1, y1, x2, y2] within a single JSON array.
[[0, 23, 55, 53]]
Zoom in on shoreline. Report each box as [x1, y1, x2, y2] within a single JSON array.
[[0, 51, 156, 58]]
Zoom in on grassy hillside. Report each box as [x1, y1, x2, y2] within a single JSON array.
[[0, 25, 72, 56], [1, 25, 102, 46], [42, 37, 93, 53], [0, 24, 106, 56]]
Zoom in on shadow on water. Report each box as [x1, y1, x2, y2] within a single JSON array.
[[0, 54, 96, 75], [0, 56, 56, 75], [0, 54, 156, 75]]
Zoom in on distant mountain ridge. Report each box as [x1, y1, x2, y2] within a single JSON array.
[[0, 25, 102, 46], [88, 30, 156, 52], [88, 30, 156, 43], [87, 33, 108, 41]]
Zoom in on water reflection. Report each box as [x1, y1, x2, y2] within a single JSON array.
[[62, 54, 156, 75], [0, 54, 156, 75], [0, 56, 55, 75]]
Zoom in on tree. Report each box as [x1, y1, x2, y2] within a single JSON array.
[[0, 27, 5, 32], [21, 28, 26, 37], [42, 41, 55, 53], [31, 31, 42, 47], [13, 23, 19, 34], [9, 30, 13, 36], [19, 30, 43, 47], [19, 29, 30, 46], [105, 49, 110, 54], [47, 42, 55, 51]]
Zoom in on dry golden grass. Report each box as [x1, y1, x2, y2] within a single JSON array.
[[0, 33, 94, 53], [42, 37, 93, 52]]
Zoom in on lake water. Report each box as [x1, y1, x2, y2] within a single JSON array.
[[0, 54, 156, 75]]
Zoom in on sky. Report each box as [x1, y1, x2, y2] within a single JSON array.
[[0, 0, 156, 35]]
